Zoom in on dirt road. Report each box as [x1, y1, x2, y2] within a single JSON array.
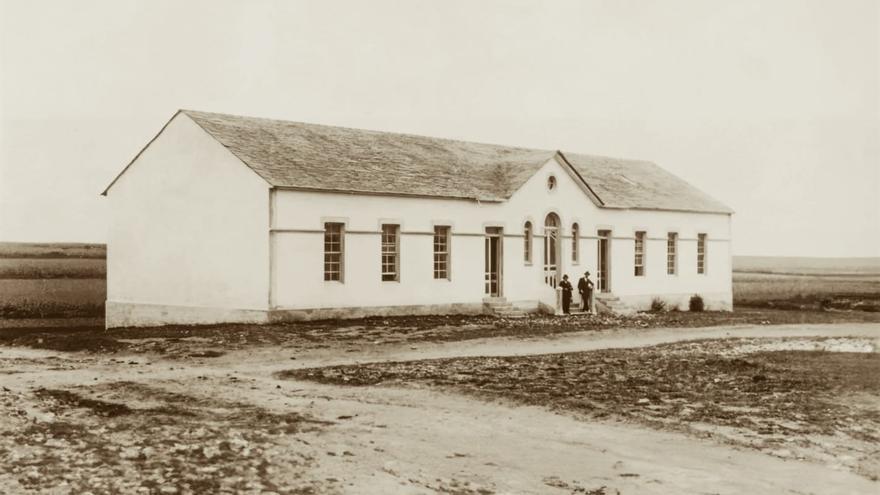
[[2, 322, 879, 494]]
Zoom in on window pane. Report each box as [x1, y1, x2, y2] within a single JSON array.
[[667, 233, 677, 275], [433, 226, 450, 279], [381, 224, 399, 281], [324, 223, 344, 282]]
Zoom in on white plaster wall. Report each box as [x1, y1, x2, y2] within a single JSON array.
[[106, 113, 271, 315], [272, 156, 732, 310]]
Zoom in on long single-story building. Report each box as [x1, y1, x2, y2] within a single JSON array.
[[102, 110, 733, 328]]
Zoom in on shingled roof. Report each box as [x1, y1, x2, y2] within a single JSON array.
[[105, 110, 732, 214]]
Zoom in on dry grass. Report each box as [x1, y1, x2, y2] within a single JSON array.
[[733, 255, 880, 276], [733, 272, 880, 311], [0, 242, 105, 259], [0, 258, 105, 279], [0, 279, 105, 318], [0, 243, 106, 318]]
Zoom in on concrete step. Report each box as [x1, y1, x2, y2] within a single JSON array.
[[595, 292, 636, 316], [495, 311, 526, 319]]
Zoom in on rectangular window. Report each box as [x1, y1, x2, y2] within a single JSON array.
[[381, 224, 399, 281], [667, 232, 677, 275], [697, 233, 707, 274], [634, 231, 645, 276], [571, 223, 579, 263], [323, 222, 344, 281], [524, 222, 532, 264], [433, 226, 450, 280]]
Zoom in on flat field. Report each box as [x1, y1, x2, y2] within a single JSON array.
[[733, 256, 880, 311], [733, 255, 880, 276], [0, 242, 105, 319], [0, 242, 105, 259], [0, 258, 105, 279]]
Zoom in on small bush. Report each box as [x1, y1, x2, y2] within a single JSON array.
[[689, 294, 705, 312], [650, 298, 666, 312]]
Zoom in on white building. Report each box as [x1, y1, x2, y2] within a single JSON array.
[[102, 110, 733, 328]]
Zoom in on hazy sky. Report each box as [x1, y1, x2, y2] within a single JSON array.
[[1, 0, 877, 257]]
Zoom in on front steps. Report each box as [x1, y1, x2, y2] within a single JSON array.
[[595, 293, 637, 316], [483, 297, 527, 319]]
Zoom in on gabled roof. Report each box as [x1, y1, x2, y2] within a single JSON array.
[[103, 110, 733, 214], [183, 110, 555, 202], [559, 153, 734, 213]]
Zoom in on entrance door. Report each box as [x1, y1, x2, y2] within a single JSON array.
[[484, 227, 502, 296], [597, 229, 610, 292], [543, 213, 560, 288]]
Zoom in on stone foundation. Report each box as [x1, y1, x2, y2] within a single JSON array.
[[105, 292, 731, 329], [616, 292, 733, 312], [268, 302, 486, 322], [105, 301, 270, 329], [106, 301, 492, 328]]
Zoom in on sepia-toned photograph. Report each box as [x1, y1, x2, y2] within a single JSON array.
[[0, 1, 878, 493]]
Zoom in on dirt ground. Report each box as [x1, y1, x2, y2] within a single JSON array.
[[1, 320, 879, 494], [1, 307, 878, 356]]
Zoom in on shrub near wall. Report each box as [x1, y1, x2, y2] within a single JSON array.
[[650, 298, 667, 312]]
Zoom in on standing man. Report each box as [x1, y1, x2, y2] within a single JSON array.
[[559, 274, 573, 315], [578, 271, 595, 314]]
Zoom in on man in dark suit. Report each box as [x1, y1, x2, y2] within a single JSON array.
[[559, 274, 573, 314], [578, 271, 595, 314]]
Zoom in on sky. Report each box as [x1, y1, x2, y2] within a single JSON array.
[[0, 0, 877, 257]]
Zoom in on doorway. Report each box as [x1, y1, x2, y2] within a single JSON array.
[[484, 227, 503, 296], [597, 229, 610, 292], [543, 213, 560, 288]]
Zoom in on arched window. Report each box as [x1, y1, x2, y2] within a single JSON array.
[[544, 213, 560, 287], [571, 223, 579, 263], [523, 221, 532, 263]]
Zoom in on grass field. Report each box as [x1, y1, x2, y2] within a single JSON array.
[[0, 243, 105, 318], [733, 255, 880, 276], [0, 242, 105, 259], [732, 256, 880, 311], [0, 258, 105, 279]]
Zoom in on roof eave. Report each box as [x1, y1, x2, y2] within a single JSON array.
[[100, 110, 184, 196], [271, 185, 504, 203], [553, 151, 606, 207]]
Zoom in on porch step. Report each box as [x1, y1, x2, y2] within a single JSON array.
[[595, 293, 636, 316], [484, 298, 527, 319]]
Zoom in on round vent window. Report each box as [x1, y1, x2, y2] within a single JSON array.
[[547, 175, 557, 191]]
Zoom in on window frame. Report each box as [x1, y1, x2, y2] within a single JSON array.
[[381, 224, 400, 282], [571, 223, 579, 264], [523, 221, 533, 265], [634, 231, 645, 277], [433, 225, 451, 280], [697, 233, 707, 275], [667, 232, 678, 275], [323, 222, 344, 282]]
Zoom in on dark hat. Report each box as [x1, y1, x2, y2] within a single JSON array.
[[584, 271, 590, 275], [562, 274, 569, 279]]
